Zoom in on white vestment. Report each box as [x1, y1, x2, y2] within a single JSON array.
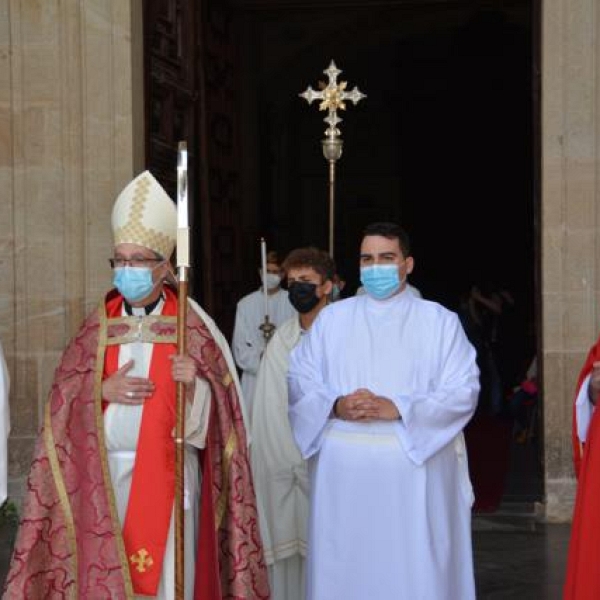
[[251, 317, 307, 600], [232, 288, 296, 420], [575, 373, 595, 442], [288, 291, 479, 600], [0, 339, 10, 505], [104, 298, 241, 600]]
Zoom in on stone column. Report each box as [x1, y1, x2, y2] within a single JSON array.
[[542, 0, 600, 520], [0, 0, 139, 501]]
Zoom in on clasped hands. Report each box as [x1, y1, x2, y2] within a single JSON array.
[[334, 388, 400, 421], [101, 355, 196, 405]]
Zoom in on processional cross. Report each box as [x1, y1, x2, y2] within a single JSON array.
[[299, 60, 366, 258]]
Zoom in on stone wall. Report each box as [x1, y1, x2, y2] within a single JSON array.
[[0, 0, 138, 501], [542, 0, 600, 521]]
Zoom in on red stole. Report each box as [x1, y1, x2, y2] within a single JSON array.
[[104, 290, 177, 596]]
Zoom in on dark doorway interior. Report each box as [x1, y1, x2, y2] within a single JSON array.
[[144, 0, 542, 506], [242, 3, 533, 311], [236, 1, 541, 506]]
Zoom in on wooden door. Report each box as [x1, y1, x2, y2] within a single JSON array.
[[144, 0, 244, 340]]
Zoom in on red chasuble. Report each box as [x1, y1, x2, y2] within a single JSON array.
[[564, 335, 600, 600], [2, 287, 270, 600]]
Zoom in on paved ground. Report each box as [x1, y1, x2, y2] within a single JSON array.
[[0, 431, 568, 597], [0, 517, 571, 598], [473, 518, 570, 599]]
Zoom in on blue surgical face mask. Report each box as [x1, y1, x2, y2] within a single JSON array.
[[360, 264, 402, 300], [113, 267, 157, 302], [265, 273, 281, 290]]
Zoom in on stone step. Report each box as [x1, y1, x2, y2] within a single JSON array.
[[472, 501, 543, 532]]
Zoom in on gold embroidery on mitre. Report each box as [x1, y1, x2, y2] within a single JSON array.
[[113, 175, 174, 258], [130, 548, 154, 573]]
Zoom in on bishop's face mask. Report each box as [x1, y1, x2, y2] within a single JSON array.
[[113, 266, 158, 302], [360, 264, 402, 300], [288, 281, 320, 314]]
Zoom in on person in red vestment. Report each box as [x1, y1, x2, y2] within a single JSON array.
[[3, 171, 269, 600], [564, 334, 600, 600]]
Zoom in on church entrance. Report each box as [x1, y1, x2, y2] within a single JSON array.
[[144, 0, 542, 510]]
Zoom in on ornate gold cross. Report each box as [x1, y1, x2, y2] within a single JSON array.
[[299, 60, 366, 258], [299, 60, 366, 144], [130, 548, 154, 573]]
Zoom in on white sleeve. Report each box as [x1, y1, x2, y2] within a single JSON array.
[[232, 303, 264, 376], [188, 298, 251, 444], [390, 313, 480, 466], [184, 377, 211, 449], [575, 373, 594, 443], [0, 341, 10, 505], [287, 317, 338, 459]]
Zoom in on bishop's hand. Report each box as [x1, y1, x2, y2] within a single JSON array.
[[102, 359, 155, 405], [170, 354, 197, 401]]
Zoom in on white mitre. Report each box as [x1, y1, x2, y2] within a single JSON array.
[[112, 170, 177, 258]]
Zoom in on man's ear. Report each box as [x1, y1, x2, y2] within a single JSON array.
[[159, 260, 172, 281], [164, 266, 177, 287], [405, 257, 415, 275], [322, 280, 334, 296]]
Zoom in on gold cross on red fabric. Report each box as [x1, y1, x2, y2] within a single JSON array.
[[130, 548, 154, 573]]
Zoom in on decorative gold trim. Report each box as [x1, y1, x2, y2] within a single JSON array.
[[94, 300, 135, 598], [215, 429, 237, 529], [44, 398, 79, 599], [113, 174, 175, 259], [221, 371, 233, 388], [106, 315, 178, 345]]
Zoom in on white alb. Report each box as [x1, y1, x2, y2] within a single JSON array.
[[288, 290, 480, 600]]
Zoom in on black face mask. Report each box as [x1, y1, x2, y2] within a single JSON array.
[[288, 281, 320, 314]]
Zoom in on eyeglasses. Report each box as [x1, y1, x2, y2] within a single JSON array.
[[108, 257, 163, 269]]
